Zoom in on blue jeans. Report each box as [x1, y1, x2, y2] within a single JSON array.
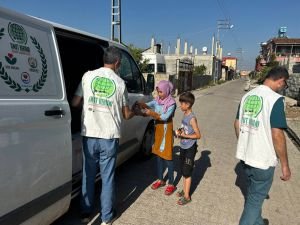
[[81, 137, 118, 222], [157, 156, 174, 184], [239, 163, 275, 225]]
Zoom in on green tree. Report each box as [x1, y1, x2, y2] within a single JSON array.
[[256, 53, 280, 83], [267, 53, 279, 68], [127, 44, 149, 73], [193, 64, 207, 75]]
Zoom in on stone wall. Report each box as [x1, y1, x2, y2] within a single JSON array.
[[286, 73, 300, 100]]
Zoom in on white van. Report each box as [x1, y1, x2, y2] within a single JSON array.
[[0, 6, 155, 225]]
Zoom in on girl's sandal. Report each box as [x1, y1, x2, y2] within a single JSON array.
[[177, 196, 191, 205], [176, 190, 184, 197]]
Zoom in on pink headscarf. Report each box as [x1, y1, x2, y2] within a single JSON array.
[[155, 80, 176, 113]]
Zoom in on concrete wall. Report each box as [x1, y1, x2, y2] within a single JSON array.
[[164, 54, 215, 76], [164, 55, 180, 75], [193, 55, 214, 75], [286, 73, 300, 100]]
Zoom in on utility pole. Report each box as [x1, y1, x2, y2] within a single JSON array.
[[111, 0, 121, 43], [214, 19, 233, 83], [216, 19, 233, 59]]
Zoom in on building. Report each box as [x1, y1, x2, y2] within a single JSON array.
[[257, 28, 300, 73], [256, 28, 300, 99], [221, 56, 237, 80], [141, 43, 166, 74]]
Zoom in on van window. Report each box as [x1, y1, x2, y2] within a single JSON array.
[[119, 50, 143, 93], [0, 19, 62, 99]]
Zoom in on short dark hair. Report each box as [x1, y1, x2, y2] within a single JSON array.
[[103, 46, 122, 64], [179, 91, 195, 107], [265, 66, 289, 81]]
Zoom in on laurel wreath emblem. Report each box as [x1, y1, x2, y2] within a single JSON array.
[[30, 36, 47, 92], [0, 62, 22, 91], [0, 34, 48, 93]]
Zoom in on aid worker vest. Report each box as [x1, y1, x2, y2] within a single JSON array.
[[236, 85, 282, 169], [80, 67, 126, 139]]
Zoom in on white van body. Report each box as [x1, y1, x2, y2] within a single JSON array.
[[0, 7, 154, 225]]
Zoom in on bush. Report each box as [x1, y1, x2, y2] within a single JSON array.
[[193, 64, 206, 75]]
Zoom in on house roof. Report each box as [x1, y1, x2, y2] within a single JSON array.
[[222, 56, 237, 60], [269, 38, 300, 44]]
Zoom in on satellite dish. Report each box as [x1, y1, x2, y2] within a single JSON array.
[[202, 47, 208, 52]]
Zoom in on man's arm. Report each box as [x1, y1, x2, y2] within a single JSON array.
[[71, 95, 83, 108], [272, 128, 291, 181], [72, 81, 83, 108], [122, 106, 135, 120], [234, 103, 240, 139], [234, 119, 240, 139]]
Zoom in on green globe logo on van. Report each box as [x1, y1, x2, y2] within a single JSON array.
[[8, 22, 28, 45], [243, 95, 263, 118], [91, 77, 116, 98]]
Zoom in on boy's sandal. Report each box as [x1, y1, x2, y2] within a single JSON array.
[[176, 190, 184, 197], [177, 196, 191, 205]]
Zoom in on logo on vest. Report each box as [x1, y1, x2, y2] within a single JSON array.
[[241, 95, 263, 129], [88, 76, 116, 107]]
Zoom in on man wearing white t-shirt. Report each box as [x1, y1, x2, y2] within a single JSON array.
[[72, 46, 134, 225], [234, 66, 291, 225]]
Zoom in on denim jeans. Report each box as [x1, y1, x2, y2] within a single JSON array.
[[157, 156, 174, 184], [81, 136, 118, 222], [239, 163, 275, 225]]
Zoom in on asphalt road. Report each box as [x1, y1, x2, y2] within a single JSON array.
[[53, 79, 300, 225]]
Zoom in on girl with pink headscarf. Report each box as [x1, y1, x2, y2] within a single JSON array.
[[136, 80, 177, 195]]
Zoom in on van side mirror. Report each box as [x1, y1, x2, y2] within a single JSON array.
[[145, 74, 155, 94]]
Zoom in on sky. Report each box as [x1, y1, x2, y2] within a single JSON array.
[[1, 0, 300, 70]]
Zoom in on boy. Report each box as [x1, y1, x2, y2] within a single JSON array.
[[176, 91, 201, 205]]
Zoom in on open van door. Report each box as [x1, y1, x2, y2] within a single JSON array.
[[0, 8, 72, 225]]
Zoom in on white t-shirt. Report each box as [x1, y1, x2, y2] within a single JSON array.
[[75, 67, 129, 139], [236, 85, 282, 169]]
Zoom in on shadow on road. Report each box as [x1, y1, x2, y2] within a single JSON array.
[[173, 146, 212, 196], [52, 155, 156, 225], [115, 155, 156, 216], [190, 149, 211, 195], [53, 148, 212, 224]]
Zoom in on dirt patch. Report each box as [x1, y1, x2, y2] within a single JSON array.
[[286, 105, 300, 119]]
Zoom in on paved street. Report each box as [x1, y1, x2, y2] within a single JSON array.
[[54, 79, 300, 225]]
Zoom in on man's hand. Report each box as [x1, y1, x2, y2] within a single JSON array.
[[280, 165, 291, 181]]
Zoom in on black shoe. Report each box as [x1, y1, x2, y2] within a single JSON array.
[[80, 213, 91, 223]]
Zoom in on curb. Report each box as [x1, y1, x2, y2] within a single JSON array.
[[285, 126, 300, 151]]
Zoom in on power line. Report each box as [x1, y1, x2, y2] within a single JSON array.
[[216, 0, 230, 21]]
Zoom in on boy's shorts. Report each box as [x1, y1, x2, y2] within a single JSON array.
[[179, 143, 197, 178]]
